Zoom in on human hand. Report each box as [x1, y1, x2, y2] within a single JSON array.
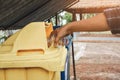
[[48, 26, 71, 47]]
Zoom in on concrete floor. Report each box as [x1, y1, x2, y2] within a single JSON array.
[[70, 42, 120, 80]]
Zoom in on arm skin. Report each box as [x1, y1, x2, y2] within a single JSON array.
[[50, 13, 110, 46], [66, 13, 110, 32]]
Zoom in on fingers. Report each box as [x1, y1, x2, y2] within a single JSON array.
[[48, 34, 64, 48], [48, 27, 68, 48], [48, 35, 69, 48]]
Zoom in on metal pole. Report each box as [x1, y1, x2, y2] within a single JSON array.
[[48, 19, 51, 23], [71, 11, 76, 80], [55, 13, 58, 26]]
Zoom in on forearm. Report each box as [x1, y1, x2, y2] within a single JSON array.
[[65, 13, 110, 33]]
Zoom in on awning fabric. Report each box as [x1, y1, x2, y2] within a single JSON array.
[[0, 0, 78, 30]]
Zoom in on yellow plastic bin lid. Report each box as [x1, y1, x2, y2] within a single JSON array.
[[0, 22, 67, 71]]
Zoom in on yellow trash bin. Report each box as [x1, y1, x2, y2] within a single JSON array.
[[0, 22, 67, 80]]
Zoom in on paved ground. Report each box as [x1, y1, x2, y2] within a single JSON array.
[[70, 42, 120, 80]]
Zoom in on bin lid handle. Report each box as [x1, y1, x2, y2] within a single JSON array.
[[17, 49, 44, 56]]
